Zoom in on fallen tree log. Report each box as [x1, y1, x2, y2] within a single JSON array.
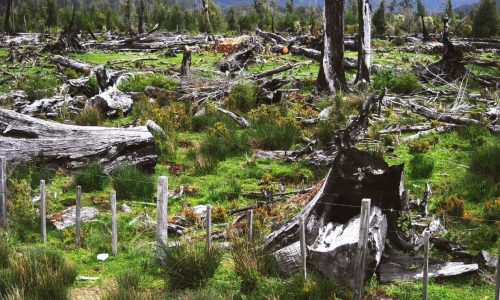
[[215, 38, 263, 73], [52, 55, 92, 74], [0, 108, 157, 172], [251, 62, 297, 79], [215, 106, 250, 128], [410, 101, 481, 126]]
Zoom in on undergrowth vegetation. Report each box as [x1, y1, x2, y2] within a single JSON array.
[[118, 73, 179, 93], [111, 165, 155, 201]]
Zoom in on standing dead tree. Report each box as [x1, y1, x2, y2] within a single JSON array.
[[202, 0, 213, 35], [317, 0, 347, 93], [3, 0, 13, 35], [355, 0, 372, 86], [138, 0, 145, 34]]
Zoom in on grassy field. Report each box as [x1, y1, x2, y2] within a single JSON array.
[[0, 40, 498, 299]]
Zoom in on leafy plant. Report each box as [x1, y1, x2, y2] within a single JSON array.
[[436, 196, 465, 217], [18, 73, 58, 101], [74, 164, 107, 192], [74, 107, 103, 126], [226, 81, 256, 113], [118, 73, 179, 93], [158, 241, 223, 290], [6, 246, 77, 300], [391, 73, 421, 94], [408, 154, 434, 179], [469, 143, 500, 182], [111, 165, 155, 202]]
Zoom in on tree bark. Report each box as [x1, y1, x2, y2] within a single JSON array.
[[421, 16, 430, 42], [138, 0, 145, 34], [3, 0, 13, 35], [181, 46, 192, 77], [0, 109, 157, 172], [202, 0, 213, 35], [317, 0, 347, 93], [355, 0, 371, 85]]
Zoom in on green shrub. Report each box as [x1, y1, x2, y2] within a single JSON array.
[[409, 155, 434, 179], [8, 246, 77, 300], [373, 71, 421, 94], [158, 242, 223, 290], [103, 271, 142, 300], [391, 73, 421, 94], [469, 143, 500, 182], [281, 274, 351, 300], [111, 166, 155, 202], [483, 198, 500, 222], [459, 124, 490, 146], [456, 173, 497, 203], [118, 73, 179, 93], [74, 107, 103, 126], [408, 140, 431, 154], [74, 164, 107, 192], [5, 179, 38, 242], [248, 106, 301, 150], [191, 104, 238, 132], [18, 74, 58, 101], [226, 82, 256, 113], [372, 69, 396, 93], [0, 230, 8, 269]]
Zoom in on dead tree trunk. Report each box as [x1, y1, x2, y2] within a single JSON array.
[[202, 0, 213, 35], [317, 0, 347, 93], [421, 16, 430, 42], [181, 46, 192, 77], [0, 109, 157, 172], [3, 0, 13, 35], [138, 0, 145, 34], [355, 0, 372, 86]]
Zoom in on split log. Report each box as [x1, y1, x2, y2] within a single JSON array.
[[214, 39, 263, 73], [0, 108, 157, 172], [264, 148, 404, 283], [377, 251, 478, 283], [308, 206, 387, 288], [52, 55, 92, 74]]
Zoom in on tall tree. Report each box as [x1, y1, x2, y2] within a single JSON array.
[[317, 0, 347, 93], [472, 0, 499, 37], [137, 0, 145, 34], [416, 0, 429, 41], [202, 0, 212, 34], [373, 0, 386, 35], [123, 0, 132, 31], [4, 0, 13, 34], [443, 0, 453, 17], [45, 0, 58, 29], [355, 0, 371, 85]]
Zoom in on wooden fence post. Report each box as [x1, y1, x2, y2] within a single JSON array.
[[75, 186, 82, 249], [495, 239, 499, 300], [111, 190, 117, 255], [156, 176, 168, 252], [354, 198, 371, 300], [40, 180, 47, 243], [422, 229, 430, 300], [247, 209, 253, 242], [0, 156, 6, 227], [206, 205, 212, 254], [299, 215, 307, 281]]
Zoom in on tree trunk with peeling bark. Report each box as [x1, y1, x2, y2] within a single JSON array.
[[3, 0, 13, 35], [202, 0, 213, 35], [317, 0, 347, 93], [355, 0, 372, 85]]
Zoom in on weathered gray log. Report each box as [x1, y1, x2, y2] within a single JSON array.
[[0, 108, 156, 172], [256, 28, 289, 45], [216, 107, 250, 128], [252, 62, 297, 79], [48, 206, 98, 230], [88, 75, 133, 117], [52, 55, 92, 74], [410, 101, 481, 126], [377, 251, 478, 283], [18, 95, 87, 118], [146, 120, 167, 138]]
